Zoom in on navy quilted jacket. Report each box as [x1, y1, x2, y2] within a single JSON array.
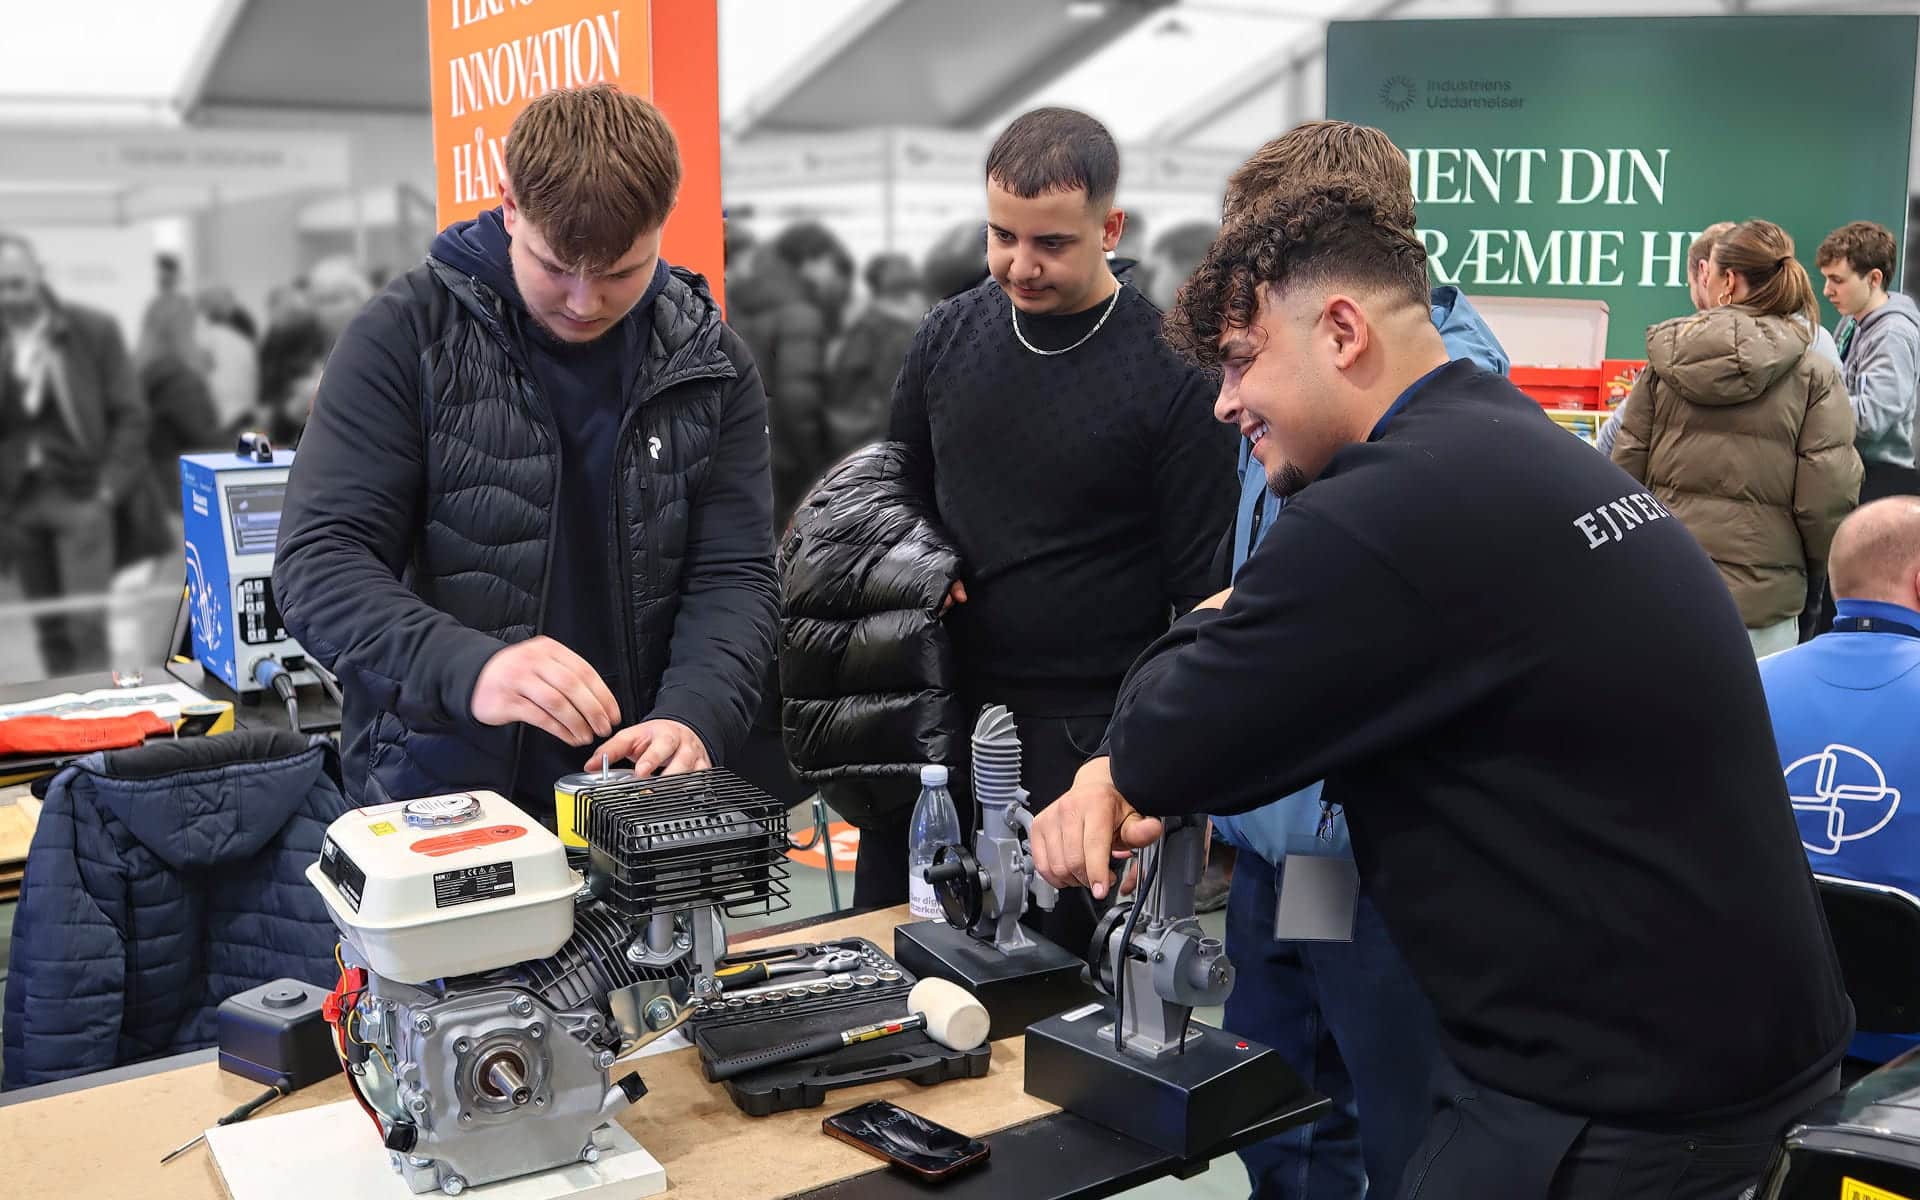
[[2, 732, 349, 1089], [274, 229, 778, 807]]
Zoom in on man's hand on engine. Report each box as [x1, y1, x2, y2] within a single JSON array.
[[1031, 756, 1164, 900], [587, 718, 711, 777]]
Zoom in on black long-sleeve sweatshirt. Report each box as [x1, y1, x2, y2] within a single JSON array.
[[888, 278, 1236, 714], [1107, 360, 1851, 1124]]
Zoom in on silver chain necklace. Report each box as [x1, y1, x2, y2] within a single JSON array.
[[1010, 283, 1122, 356]]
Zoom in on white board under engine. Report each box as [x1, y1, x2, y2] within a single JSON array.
[[207, 1101, 667, 1200]]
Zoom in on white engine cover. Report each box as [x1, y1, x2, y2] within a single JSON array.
[[306, 791, 579, 983]]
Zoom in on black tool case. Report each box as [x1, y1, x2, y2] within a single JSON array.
[[690, 936, 991, 1116]]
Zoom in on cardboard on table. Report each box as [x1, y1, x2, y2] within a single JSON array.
[[0, 906, 1059, 1199]]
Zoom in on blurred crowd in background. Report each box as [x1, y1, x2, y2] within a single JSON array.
[[0, 205, 1220, 685], [725, 213, 1221, 529], [0, 236, 366, 680]]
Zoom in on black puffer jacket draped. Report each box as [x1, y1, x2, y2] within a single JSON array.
[[779, 442, 963, 823]]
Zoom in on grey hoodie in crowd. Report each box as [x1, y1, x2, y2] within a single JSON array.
[[1840, 292, 1920, 470]]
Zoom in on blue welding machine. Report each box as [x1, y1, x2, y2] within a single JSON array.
[[180, 438, 304, 695]]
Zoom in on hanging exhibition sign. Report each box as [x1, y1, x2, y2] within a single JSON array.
[[1328, 16, 1917, 357], [429, 0, 724, 301]]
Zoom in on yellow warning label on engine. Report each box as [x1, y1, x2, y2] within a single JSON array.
[[367, 822, 397, 837], [1845, 1177, 1915, 1200]]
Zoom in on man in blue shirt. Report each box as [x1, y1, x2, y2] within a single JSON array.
[[1209, 123, 1510, 1200], [1762, 495, 1920, 1062]]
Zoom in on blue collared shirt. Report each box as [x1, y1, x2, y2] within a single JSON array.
[[1760, 598, 1920, 1062], [1212, 294, 1509, 865]]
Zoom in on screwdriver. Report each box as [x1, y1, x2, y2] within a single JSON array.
[[160, 1082, 288, 1164]]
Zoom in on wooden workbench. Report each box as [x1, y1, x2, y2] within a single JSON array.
[[0, 787, 39, 901], [2, 907, 1060, 1199]]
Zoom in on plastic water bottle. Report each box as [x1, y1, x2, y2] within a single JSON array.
[[908, 764, 963, 920]]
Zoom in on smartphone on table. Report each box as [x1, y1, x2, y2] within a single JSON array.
[[822, 1099, 990, 1182]]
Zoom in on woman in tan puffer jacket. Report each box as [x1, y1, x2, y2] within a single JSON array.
[[1612, 219, 1861, 657]]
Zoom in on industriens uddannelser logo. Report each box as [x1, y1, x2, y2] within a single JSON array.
[[1380, 76, 1527, 111]]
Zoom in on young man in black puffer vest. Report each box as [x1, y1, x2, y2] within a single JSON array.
[[276, 86, 777, 820]]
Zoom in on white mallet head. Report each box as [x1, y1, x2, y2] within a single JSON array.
[[908, 977, 990, 1051]]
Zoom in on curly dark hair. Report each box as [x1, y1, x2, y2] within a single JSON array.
[[1223, 121, 1415, 232], [1163, 177, 1429, 368]]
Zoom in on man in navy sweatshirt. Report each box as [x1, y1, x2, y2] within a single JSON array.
[[275, 86, 777, 818], [1031, 178, 1851, 1197], [1208, 122, 1506, 1200]]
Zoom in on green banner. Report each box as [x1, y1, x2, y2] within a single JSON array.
[[1327, 16, 1917, 360]]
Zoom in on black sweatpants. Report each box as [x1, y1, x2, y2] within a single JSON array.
[[1400, 1055, 1840, 1200], [840, 782, 914, 909]]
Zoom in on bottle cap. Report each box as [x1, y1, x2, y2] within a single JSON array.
[[920, 764, 949, 787]]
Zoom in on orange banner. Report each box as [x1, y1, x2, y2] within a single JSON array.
[[427, 0, 724, 306]]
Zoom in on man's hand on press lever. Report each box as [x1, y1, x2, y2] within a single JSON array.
[[1032, 757, 1164, 901], [586, 719, 711, 777], [1115, 820, 1210, 897], [471, 635, 621, 747]]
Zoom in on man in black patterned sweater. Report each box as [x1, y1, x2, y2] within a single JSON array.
[[885, 107, 1236, 947]]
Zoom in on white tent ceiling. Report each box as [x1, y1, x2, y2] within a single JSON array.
[[0, 0, 235, 125], [721, 0, 1176, 137], [0, 0, 1907, 143]]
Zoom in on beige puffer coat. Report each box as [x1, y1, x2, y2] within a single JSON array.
[[1611, 307, 1861, 627]]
